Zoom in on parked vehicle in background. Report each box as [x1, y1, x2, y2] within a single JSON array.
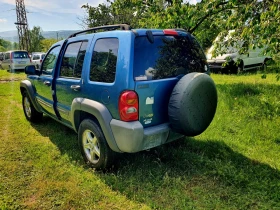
[[0, 52, 3, 70], [0, 52, 4, 61], [31, 52, 45, 69], [206, 31, 271, 74], [20, 24, 218, 169], [2, 50, 31, 72]]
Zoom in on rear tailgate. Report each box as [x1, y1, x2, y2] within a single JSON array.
[[13, 51, 30, 67], [133, 31, 208, 128], [135, 78, 178, 128]]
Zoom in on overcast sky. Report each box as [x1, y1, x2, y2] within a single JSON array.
[[0, 0, 198, 32]]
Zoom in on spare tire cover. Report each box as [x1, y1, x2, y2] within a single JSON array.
[[168, 73, 217, 136]]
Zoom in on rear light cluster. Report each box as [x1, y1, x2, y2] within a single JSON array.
[[118, 91, 139, 122], [10, 53, 13, 63], [163, 29, 178, 36]]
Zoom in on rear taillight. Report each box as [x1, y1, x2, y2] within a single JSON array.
[[118, 91, 139, 122], [40, 59, 42, 63], [163, 29, 178, 36]]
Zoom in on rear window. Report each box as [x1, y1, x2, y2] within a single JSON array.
[[32, 55, 40, 60], [134, 35, 207, 80], [13, 51, 29, 59]]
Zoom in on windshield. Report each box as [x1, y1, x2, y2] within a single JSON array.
[[134, 35, 206, 80], [13, 51, 29, 59]]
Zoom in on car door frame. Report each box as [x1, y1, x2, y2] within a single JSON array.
[[55, 36, 93, 126], [34, 44, 63, 118]]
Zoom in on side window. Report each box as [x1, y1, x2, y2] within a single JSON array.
[[5, 53, 10, 60], [41, 46, 61, 75], [90, 38, 119, 83], [60, 41, 88, 78]]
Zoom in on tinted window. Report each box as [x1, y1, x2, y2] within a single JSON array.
[[60, 41, 88, 78], [5, 53, 9, 60], [41, 46, 61, 75], [13, 51, 29, 59], [32, 55, 40, 60], [134, 35, 206, 80], [90, 38, 119, 83]]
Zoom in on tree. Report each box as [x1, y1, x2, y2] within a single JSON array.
[[0, 38, 19, 51], [29, 26, 44, 52], [82, 0, 280, 60], [81, 0, 142, 28], [0, 46, 6, 52], [40, 39, 57, 52]]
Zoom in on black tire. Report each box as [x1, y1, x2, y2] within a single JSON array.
[[78, 119, 115, 169], [168, 73, 217, 136], [260, 59, 268, 71], [237, 61, 244, 73], [22, 91, 43, 122], [9, 66, 14, 73]]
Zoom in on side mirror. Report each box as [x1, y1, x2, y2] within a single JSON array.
[[25, 65, 40, 75]]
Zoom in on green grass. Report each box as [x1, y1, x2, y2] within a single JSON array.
[[0, 70, 280, 209]]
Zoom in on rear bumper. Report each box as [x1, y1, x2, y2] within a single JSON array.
[[11, 64, 30, 70], [110, 119, 183, 153]]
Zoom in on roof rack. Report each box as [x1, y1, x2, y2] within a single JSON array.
[[68, 24, 131, 38]]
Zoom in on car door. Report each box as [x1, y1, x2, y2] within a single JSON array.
[[34, 45, 61, 117], [2, 52, 10, 70], [55, 38, 89, 125]]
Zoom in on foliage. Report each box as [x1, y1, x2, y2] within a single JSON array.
[[82, 0, 279, 55], [81, 0, 141, 28], [209, 0, 280, 60], [0, 38, 19, 51], [0, 45, 6, 52], [40, 38, 57, 52], [28, 26, 44, 53]]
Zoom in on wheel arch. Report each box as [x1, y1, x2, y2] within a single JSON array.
[[70, 98, 121, 153], [20, 80, 42, 113]]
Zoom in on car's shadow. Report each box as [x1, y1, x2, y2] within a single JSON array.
[[31, 115, 280, 208]]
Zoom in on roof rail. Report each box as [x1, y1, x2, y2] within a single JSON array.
[[68, 24, 131, 38]]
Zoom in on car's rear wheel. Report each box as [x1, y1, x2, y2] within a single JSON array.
[[22, 91, 43, 122], [237, 61, 244, 73], [78, 119, 115, 169], [9, 66, 14, 73]]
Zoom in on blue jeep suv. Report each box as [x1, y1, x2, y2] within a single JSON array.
[[20, 24, 217, 169]]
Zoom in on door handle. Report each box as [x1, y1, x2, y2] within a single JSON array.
[[70, 85, 81, 91], [44, 81, 51, 86]]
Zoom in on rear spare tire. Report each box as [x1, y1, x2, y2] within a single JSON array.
[[168, 73, 217, 136]]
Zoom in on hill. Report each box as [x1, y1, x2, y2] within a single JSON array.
[[0, 30, 79, 42]]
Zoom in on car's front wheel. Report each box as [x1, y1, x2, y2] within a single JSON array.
[[9, 66, 14, 73], [22, 91, 43, 122], [260, 59, 269, 71], [78, 119, 115, 169], [237, 61, 244, 73]]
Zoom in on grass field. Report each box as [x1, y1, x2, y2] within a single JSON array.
[[0, 70, 279, 209]]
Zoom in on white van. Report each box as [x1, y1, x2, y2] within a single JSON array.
[[1, 50, 31, 72], [31, 52, 45, 69], [207, 32, 271, 74]]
